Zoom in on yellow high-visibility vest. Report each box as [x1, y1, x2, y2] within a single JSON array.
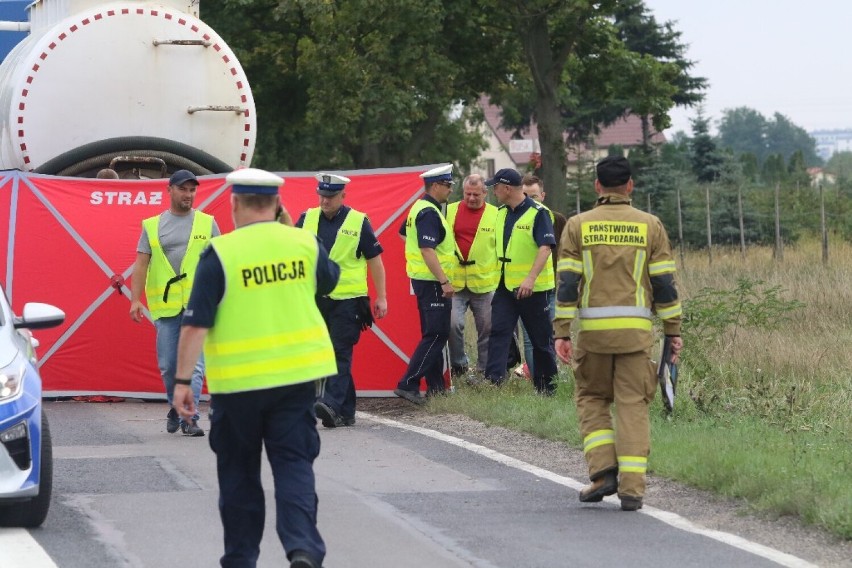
[[446, 202, 499, 293], [496, 204, 554, 292], [142, 212, 213, 320], [303, 207, 368, 299], [203, 222, 336, 394], [404, 199, 457, 281]]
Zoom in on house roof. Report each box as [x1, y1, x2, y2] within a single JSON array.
[[480, 97, 666, 167]]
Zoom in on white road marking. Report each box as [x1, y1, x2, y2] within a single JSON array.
[[362, 412, 818, 568], [0, 528, 59, 567]]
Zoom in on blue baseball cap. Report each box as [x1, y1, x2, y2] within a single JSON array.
[[484, 168, 522, 187]]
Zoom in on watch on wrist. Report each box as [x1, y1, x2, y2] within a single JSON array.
[[174, 378, 192, 386]]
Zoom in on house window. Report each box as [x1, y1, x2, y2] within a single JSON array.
[[486, 159, 495, 178]]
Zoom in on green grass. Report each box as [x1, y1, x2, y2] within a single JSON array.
[[429, 237, 852, 542], [428, 370, 852, 540]]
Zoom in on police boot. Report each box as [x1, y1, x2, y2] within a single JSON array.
[[578, 470, 618, 503]]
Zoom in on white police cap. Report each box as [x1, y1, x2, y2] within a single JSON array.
[[315, 173, 351, 196], [226, 168, 283, 195], [420, 164, 454, 184]]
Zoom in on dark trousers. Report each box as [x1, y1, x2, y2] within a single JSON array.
[[317, 297, 362, 418], [485, 285, 558, 393], [396, 279, 450, 394], [209, 382, 325, 568]]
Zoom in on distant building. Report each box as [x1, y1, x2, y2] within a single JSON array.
[[811, 129, 852, 161], [470, 97, 666, 179], [807, 167, 836, 187]]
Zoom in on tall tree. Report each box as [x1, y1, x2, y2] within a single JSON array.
[[689, 110, 723, 183], [203, 0, 508, 170], [613, 0, 707, 151], [718, 107, 769, 164], [717, 107, 821, 168]]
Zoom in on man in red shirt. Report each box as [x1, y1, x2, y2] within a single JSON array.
[[446, 174, 499, 378]]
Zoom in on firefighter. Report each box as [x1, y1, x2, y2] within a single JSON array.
[[394, 164, 458, 404], [173, 168, 339, 568], [296, 173, 388, 428], [484, 168, 559, 395], [553, 155, 683, 512]]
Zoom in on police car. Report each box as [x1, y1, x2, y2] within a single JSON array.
[[0, 285, 64, 527]]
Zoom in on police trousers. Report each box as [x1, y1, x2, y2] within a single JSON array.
[[396, 280, 450, 394], [572, 348, 657, 498], [209, 382, 325, 568], [485, 285, 557, 393], [317, 296, 362, 419]]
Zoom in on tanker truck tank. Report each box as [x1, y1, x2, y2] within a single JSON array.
[[0, 0, 256, 178]]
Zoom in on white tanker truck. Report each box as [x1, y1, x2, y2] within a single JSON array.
[[0, 0, 256, 178]]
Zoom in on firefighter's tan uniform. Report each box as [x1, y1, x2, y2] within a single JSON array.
[[554, 192, 681, 501]]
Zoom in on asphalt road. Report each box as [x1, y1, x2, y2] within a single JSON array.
[[0, 399, 843, 567]]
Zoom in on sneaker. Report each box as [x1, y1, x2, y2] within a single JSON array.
[[166, 408, 180, 434], [620, 495, 643, 511], [393, 388, 426, 406], [180, 419, 205, 437], [314, 401, 343, 428], [342, 416, 356, 427], [578, 470, 618, 502]]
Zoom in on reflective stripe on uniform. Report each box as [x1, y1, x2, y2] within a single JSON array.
[[583, 429, 615, 453], [577, 317, 654, 332], [618, 455, 648, 473], [648, 260, 677, 275], [580, 249, 593, 307], [555, 305, 577, 319], [557, 258, 583, 273], [657, 303, 683, 319], [633, 249, 647, 308], [577, 306, 651, 319]]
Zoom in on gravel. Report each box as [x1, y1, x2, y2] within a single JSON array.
[[359, 398, 852, 568]]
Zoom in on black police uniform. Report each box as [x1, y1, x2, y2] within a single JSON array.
[[295, 206, 383, 422], [396, 194, 451, 395], [485, 197, 559, 394]]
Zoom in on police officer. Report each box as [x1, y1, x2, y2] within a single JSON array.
[[130, 169, 220, 437], [296, 173, 388, 428], [173, 168, 340, 568], [515, 174, 567, 379], [446, 174, 498, 378], [484, 168, 559, 395], [553, 156, 683, 512], [394, 164, 458, 405]]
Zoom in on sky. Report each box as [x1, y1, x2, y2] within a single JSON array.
[[642, 0, 852, 137]]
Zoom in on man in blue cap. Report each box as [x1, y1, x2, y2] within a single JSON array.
[[296, 172, 388, 428], [484, 168, 559, 395], [173, 168, 340, 568], [130, 169, 220, 437], [394, 164, 458, 404]]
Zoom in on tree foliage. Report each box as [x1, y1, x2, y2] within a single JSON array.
[[203, 0, 503, 170], [717, 107, 821, 168]]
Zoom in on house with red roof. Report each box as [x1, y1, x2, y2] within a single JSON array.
[[471, 97, 666, 179]]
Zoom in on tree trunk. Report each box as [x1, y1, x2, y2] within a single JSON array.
[[519, 14, 568, 201]]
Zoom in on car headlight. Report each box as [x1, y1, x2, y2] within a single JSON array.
[[0, 364, 25, 401]]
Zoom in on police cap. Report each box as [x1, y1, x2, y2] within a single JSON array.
[[315, 173, 351, 197], [226, 168, 283, 195], [420, 164, 454, 185]]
